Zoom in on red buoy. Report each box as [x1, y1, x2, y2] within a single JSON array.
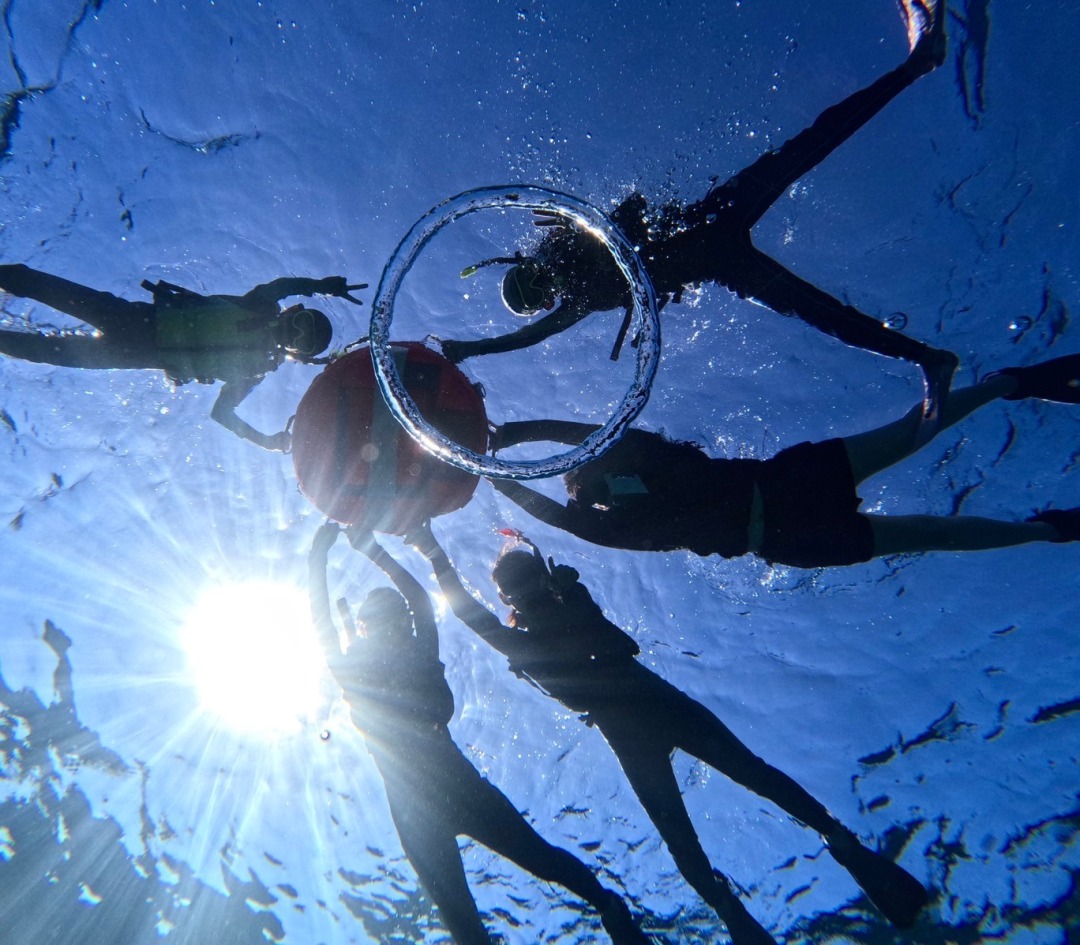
[[291, 342, 488, 533]]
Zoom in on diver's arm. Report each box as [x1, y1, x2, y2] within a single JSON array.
[[308, 523, 345, 660], [356, 537, 440, 663], [210, 378, 291, 452], [408, 526, 513, 655], [440, 300, 592, 362], [494, 419, 599, 451], [491, 479, 627, 547], [490, 480, 581, 530], [240, 277, 366, 308]]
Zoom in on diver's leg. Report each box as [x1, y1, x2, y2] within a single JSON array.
[[733, 248, 958, 422], [671, 691, 928, 928], [0, 328, 89, 368], [460, 777, 649, 945], [0, 264, 152, 336], [704, 4, 946, 229], [867, 514, 1058, 555], [390, 812, 492, 945], [843, 374, 1015, 484], [672, 695, 838, 835], [0, 327, 155, 370], [735, 249, 954, 368], [603, 731, 776, 945]]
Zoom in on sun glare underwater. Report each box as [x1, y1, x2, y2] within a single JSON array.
[[2, 2, 1080, 945]]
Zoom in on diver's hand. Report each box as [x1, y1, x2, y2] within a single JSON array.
[[437, 337, 466, 363], [263, 429, 292, 453], [532, 209, 568, 230], [311, 521, 341, 558], [318, 276, 368, 305], [405, 520, 439, 558]]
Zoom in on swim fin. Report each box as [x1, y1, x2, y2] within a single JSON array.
[[993, 353, 1080, 403], [1028, 507, 1080, 542]]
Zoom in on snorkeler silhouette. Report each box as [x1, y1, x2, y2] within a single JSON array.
[[411, 524, 928, 945], [487, 353, 1080, 568], [443, 1, 957, 424], [0, 263, 367, 451], [308, 522, 653, 945]]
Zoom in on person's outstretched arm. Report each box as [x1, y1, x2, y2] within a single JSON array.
[[351, 532, 440, 663], [489, 480, 582, 530], [407, 523, 514, 655], [493, 419, 599, 451], [491, 479, 648, 550], [210, 378, 291, 451], [240, 276, 367, 309], [440, 299, 592, 362], [308, 522, 345, 660]]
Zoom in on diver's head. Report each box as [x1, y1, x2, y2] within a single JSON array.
[[492, 548, 558, 616], [281, 307, 333, 360], [501, 259, 557, 316], [355, 587, 412, 642]]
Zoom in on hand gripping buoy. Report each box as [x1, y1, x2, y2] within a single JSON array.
[[291, 343, 488, 532]]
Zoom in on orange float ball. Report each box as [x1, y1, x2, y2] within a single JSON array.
[[292, 342, 488, 533]]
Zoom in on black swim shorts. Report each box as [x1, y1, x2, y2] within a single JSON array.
[[755, 438, 874, 568]]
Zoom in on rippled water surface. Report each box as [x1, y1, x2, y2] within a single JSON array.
[[2, 2, 1078, 943]]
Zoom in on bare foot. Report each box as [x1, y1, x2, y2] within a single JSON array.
[[900, 0, 947, 75], [915, 347, 959, 445]]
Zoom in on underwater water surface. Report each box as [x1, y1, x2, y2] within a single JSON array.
[[1, 1, 1078, 943]]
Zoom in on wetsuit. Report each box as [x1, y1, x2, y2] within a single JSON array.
[[310, 535, 647, 945], [442, 46, 954, 379], [0, 263, 327, 381], [492, 421, 874, 569], [331, 635, 621, 945], [424, 545, 846, 931], [0, 264, 349, 449]]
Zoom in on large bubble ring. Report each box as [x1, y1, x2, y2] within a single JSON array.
[[369, 184, 661, 480]]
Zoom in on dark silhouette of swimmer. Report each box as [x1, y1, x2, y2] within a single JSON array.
[[0, 263, 367, 451], [443, 2, 957, 424], [308, 522, 653, 945], [487, 353, 1080, 567], [411, 524, 928, 945]]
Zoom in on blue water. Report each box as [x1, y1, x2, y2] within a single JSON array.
[[2, 1, 1078, 943]]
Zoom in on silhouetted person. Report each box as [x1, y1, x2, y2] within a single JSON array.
[[443, 2, 957, 424], [488, 353, 1080, 568], [308, 523, 652, 945], [412, 524, 928, 945], [0, 263, 366, 450]]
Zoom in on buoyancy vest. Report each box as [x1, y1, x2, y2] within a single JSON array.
[[155, 297, 284, 383], [508, 583, 639, 713]]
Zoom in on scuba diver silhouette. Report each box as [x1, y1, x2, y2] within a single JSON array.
[[443, 1, 957, 425], [0, 263, 366, 451], [308, 522, 653, 945], [411, 523, 928, 945], [486, 353, 1080, 568]]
